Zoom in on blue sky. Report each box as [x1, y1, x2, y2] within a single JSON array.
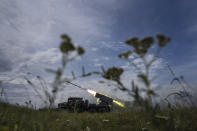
[[0, 0, 197, 105]]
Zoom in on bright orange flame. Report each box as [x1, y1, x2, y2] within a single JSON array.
[[87, 89, 96, 96]]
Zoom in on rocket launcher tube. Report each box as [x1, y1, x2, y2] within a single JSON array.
[[113, 100, 125, 108], [94, 92, 125, 108]]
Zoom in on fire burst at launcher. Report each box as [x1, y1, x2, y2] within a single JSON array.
[[87, 89, 96, 96]]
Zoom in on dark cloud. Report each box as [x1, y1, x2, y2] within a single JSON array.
[[0, 57, 12, 72], [0, 50, 12, 72]]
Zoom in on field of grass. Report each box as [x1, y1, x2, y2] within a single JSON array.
[[0, 102, 197, 131]]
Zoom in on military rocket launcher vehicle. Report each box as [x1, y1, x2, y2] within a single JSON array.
[[58, 81, 124, 112], [58, 97, 111, 112]]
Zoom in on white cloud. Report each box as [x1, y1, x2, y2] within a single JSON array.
[[94, 63, 102, 67], [93, 59, 100, 62], [91, 47, 98, 52], [28, 48, 61, 66], [129, 55, 134, 59], [102, 56, 109, 61], [0, 0, 113, 77], [120, 62, 130, 69]]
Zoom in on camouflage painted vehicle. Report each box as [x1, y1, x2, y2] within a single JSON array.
[[58, 95, 111, 112]]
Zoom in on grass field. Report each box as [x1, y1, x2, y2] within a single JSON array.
[[0, 102, 197, 131]]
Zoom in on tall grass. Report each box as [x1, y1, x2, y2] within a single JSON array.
[[0, 102, 197, 131]]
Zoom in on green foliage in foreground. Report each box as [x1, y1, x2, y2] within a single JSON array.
[[0, 103, 197, 131]]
